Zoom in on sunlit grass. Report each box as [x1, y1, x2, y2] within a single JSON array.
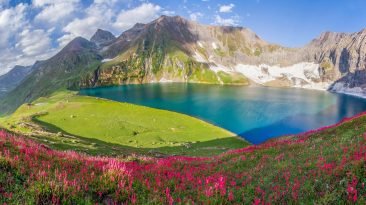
[[0, 91, 247, 156]]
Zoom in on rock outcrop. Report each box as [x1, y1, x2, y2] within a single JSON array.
[[2, 15, 366, 114], [90, 29, 116, 48]]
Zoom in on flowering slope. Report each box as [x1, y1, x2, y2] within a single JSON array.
[[1, 113, 366, 204]]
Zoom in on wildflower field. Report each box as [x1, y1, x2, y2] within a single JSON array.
[[1, 112, 366, 204]]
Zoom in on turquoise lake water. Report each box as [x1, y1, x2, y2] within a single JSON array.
[[79, 83, 366, 144]]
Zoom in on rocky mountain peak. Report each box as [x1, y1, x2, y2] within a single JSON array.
[[2, 65, 32, 78], [131, 23, 145, 30], [90, 29, 116, 47], [0, 65, 33, 97], [2, 15, 366, 114], [12, 65, 28, 71], [309, 31, 348, 47], [152, 15, 190, 28], [155, 15, 185, 22], [62, 37, 97, 53]]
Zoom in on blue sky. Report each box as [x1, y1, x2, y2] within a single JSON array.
[[0, 0, 365, 74]]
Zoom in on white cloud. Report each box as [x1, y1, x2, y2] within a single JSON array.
[[32, 0, 73, 7], [61, 2, 162, 47], [63, 16, 101, 39], [0, 4, 28, 48], [189, 12, 203, 21], [113, 3, 161, 30], [93, 0, 118, 4], [35, 0, 80, 23], [60, 0, 117, 45], [16, 29, 51, 56], [214, 15, 238, 26], [0, 3, 57, 74], [162, 10, 175, 16], [0, 1, 175, 74], [57, 33, 77, 48], [219, 3, 234, 13], [0, 4, 29, 73]]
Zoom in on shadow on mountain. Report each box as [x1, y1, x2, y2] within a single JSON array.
[[329, 70, 366, 90]]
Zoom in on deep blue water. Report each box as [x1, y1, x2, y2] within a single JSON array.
[[79, 84, 366, 144]]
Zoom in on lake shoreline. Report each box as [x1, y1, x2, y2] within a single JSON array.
[[80, 83, 366, 144]]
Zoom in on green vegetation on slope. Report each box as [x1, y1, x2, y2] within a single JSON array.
[[0, 37, 102, 115], [0, 91, 247, 156], [82, 19, 252, 88], [217, 71, 249, 85], [0, 109, 365, 204]]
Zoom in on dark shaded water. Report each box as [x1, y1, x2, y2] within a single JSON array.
[[80, 84, 366, 144]]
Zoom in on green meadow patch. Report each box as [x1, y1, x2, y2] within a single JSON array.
[[0, 91, 247, 156]]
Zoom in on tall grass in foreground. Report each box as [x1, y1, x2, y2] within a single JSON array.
[[0, 113, 365, 204]]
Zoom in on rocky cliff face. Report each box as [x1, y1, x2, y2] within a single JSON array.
[[90, 29, 116, 48], [305, 30, 366, 76], [78, 16, 317, 89], [80, 16, 251, 87], [2, 15, 366, 114], [83, 16, 365, 95], [302, 30, 366, 94]]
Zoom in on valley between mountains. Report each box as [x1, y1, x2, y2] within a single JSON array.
[[0, 15, 365, 204], [1, 15, 366, 115]]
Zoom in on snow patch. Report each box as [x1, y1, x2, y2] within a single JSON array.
[[234, 62, 329, 90], [235, 63, 318, 84], [212, 42, 218, 50], [102, 58, 113, 63], [197, 41, 204, 48], [193, 51, 207, 63], [330, 82, 366, 98], [159, 78, 173, 83], [209, 64, 233, 73]]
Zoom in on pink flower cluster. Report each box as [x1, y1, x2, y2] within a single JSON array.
[[0, 111, 365, 204]]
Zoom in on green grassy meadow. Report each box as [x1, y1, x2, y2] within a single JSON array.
[[0, 91, 247, 156], [0, 105, 365, 204]]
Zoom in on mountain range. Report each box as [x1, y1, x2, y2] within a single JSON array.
[[1, 15, 366, 114], [0, 65, 33, 98]]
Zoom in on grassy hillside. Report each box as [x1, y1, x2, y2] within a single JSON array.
[[0, 37, 102, 115], [0, 111, 365, 204], [0, 91, 247, 156]]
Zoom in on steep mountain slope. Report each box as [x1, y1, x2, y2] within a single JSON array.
[[0, 37, 102, 115], [305, 30, 366, 95], [0, 65, 32, 97], [82, 16, 366, 92], [81, 16, 250, 87], [305, 30, 366, 77], [1, 15, 366, 114], [90, 29, 116, 48]]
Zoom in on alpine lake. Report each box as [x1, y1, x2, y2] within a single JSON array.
[[80, 83, 366, 144]]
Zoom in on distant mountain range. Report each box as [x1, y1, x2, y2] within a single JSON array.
[[0, 65, 33, 97], [1, 15, 366, 114]]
